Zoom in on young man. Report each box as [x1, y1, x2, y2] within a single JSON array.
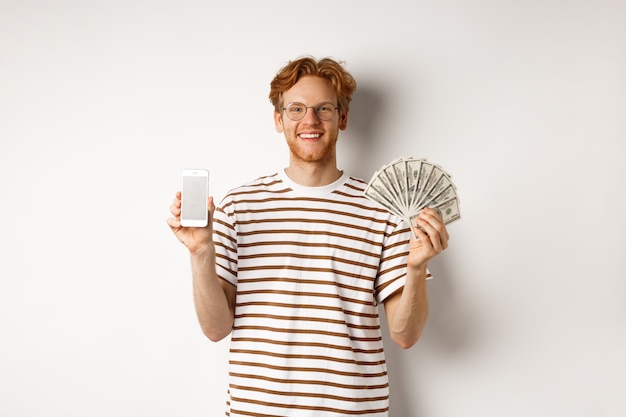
[[168, 56, 449, 417]]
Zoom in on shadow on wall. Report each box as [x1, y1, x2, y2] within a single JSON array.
[[348, 83, 479, 415], [340, 82, 388, 180], [380, 260, 478, 417]]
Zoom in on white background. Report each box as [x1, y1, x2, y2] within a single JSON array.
[[1, 1, 625, 416]]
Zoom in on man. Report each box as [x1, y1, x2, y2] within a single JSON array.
[[167, 56, 449, 416]]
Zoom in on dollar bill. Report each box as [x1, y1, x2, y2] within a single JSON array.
[[418, 173, 455, 209], [364, 156, 461, 227], [405, 158, 427, 214], [433, 196, 461, 224]]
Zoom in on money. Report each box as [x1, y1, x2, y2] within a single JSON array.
[[364, 156, 461, 232]]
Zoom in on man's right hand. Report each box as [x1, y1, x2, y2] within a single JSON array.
[[167, 191, 215, 254]]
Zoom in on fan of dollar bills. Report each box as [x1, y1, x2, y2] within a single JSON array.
[[364, 156, 461, 229]]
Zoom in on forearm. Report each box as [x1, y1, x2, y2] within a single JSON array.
[[387, 266, 430, 349], [190, 245, 234, 342]]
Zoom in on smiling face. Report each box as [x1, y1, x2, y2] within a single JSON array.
[[274, 76, 348, 167]]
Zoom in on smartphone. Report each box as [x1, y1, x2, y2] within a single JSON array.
[[181, 169, 209, 227]]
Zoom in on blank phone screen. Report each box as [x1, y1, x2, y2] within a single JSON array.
[[182, 175, 207, 221]]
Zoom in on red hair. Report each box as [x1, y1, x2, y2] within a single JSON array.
[[269, 56, 357, 115]]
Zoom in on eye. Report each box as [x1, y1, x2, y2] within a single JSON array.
[[287, 103, 305, 113]]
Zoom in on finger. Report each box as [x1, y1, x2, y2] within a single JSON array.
[[166, 217, 181, 230], [173, 194, 182, 208], [429, 206, 443, 220], [420, 207, 442, 225], [424, 217, 449, 252], [170, 202, 181, 218], [205, 197, 216, 229], [419, 208, 449, 242], [415, 217, 445, 253], [410, 221, 429, 244]]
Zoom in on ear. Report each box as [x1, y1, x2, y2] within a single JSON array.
[[274, 110, 284, 133], [339, 111, 348, 130]]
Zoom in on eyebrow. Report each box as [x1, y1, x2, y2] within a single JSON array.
[[285, 101, 337, 106]]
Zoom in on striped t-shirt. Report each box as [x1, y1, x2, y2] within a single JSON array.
[[212, 170, 414, 417]]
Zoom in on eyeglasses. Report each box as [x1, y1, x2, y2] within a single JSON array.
[[282, 102, 339, 121]]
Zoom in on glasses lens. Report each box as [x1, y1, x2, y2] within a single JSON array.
[[285, 103, 306, 121], [315, 103, 336, 121]]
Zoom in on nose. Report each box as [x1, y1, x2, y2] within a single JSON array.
[[302, 106, 322, 123]]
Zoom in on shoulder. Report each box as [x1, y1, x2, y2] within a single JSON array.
[[341, 175, 368, 194], [337, 175, 395, 214], [213, 173, 276, 223], [230, 172, 283, 193], [218, 172, 284, 203]]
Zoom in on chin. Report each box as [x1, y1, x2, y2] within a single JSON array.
[[289, 142, 336, 164]]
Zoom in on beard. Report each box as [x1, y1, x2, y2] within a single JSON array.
[[285, 131, 338, 165]]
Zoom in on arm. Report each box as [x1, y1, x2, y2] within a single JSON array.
[[168, 193, 236, 342], [384, 207, 449, 349]]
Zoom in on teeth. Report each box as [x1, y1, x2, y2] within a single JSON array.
[[300, 133, 320, 139]]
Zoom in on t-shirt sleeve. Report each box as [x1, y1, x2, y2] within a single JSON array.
[[212, 199, 238, 287], [374, 219, 434, 304]]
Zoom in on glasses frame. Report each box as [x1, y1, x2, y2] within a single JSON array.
[[282, 102, 340, 121]]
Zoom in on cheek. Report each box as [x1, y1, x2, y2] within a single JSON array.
[[281, 121, 299, 136]]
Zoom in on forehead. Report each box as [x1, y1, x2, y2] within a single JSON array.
[[282, 76, 337, 104]]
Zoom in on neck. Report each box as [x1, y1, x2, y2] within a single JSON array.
[[284, 161, 343, 187]]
